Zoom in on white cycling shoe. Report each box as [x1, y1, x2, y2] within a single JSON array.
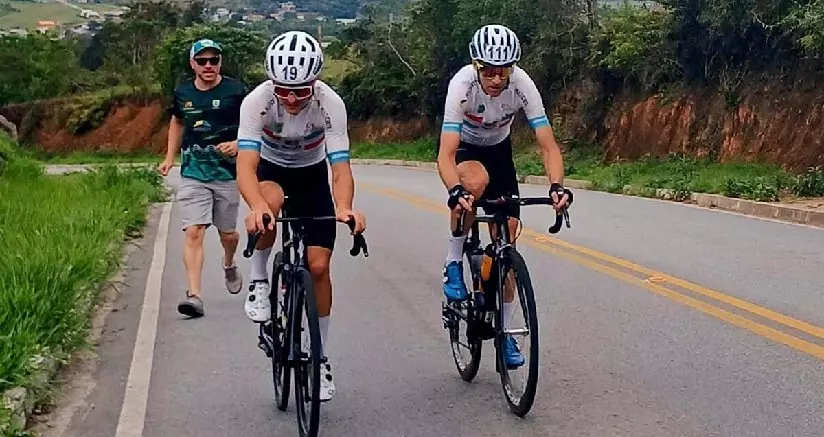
[[245, 280, 271, 322], [319, 362, 335, 402]]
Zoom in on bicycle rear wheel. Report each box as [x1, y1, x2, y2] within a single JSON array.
[[495, 247, 539, 417], [271, 251, 290, 412], [293, 268, 322, 437]]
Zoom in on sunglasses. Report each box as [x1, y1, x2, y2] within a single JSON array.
[[194, 56, 221, 66], [273, 84, 314, 100], [473, 60, 513, 79]]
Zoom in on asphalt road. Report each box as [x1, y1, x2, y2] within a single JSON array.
[[57, 164, 824, 437]]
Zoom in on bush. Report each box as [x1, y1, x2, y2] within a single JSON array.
[[792, 166, 824, 197], [723, 177, 779, 201], [588, 3, 677, 90]]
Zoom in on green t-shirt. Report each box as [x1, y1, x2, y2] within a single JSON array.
[[171, 76, 248, 182]]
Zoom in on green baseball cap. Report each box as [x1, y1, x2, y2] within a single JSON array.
[[190, 39, 222, 58]]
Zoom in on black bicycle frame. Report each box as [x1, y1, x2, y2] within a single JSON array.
[[243, 211, 368, 360], [450, 194, 573, 315]]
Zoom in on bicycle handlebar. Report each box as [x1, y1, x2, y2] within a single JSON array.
[[243, 213, 369, 259], [452, 192, 573, 237]]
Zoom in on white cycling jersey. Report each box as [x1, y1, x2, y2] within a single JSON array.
[[237, 79, 350, 167], [441, 64, 550, 146]]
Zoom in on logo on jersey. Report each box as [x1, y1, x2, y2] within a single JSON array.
[[261, 98, 275, 116], [477, 104, 485, 113], [212, 99, 221, 108], [515, 88, 529, 107], [184, 101, 193, 109], [193, 120, 212, 132]]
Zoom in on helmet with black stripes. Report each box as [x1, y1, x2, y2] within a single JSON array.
[[265, 31, 324, 85], [469, 24, 521, 66]]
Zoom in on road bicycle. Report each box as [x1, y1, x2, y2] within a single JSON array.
[[441, 190, 572, 417], [243, 208, 368, 437]]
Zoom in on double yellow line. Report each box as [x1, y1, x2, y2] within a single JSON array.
[[361, 183, 824, 360]]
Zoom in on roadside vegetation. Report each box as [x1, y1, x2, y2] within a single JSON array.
[[0, 133, 166, 436], [351, 138, 824, 202]]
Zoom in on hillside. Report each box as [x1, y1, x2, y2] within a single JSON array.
[[0, 0, 122, 31]]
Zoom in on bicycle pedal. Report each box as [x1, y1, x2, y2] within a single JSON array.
[[257, 341, 273, 357]]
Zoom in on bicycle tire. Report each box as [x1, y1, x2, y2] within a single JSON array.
[[447, 252, 484, 382], [496, 247, 539, 417], [293, 268, 322, 437], [271, 251, 290, 412]]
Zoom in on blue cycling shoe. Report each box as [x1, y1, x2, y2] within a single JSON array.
[[442, 261, 468, 302], [502, 335, 525, 368]]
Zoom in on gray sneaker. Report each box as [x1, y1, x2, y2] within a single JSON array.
[[224, 264, 243, 294], [178, 291, 204, 318]]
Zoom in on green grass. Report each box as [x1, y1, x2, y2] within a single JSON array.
[[0, 134, 166, 433], [350, 138, 824, 201], [351, 138, 436, 161]]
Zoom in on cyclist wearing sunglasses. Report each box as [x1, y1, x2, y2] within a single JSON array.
[[235, 31, 367, 402], [436, 24, 571, 367], [159, 38, 248, 318]]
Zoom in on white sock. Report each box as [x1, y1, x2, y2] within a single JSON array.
[[250, 247, 272, 282], [503, 301, 518, 331], [319, 316, 330, 353], [446, 235, 466, 263]]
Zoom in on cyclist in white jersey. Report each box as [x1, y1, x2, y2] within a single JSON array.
[[235, 30, 367, 402], [436, 24, 571, 368]]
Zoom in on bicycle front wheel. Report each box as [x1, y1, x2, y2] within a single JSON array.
[[495, 247, 539, 417], [293, 268, 322, 437], [271, 251, 290, 412]]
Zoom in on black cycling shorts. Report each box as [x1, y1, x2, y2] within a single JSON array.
[[256, 159, 336, 251], [455, 135, 520, 219]]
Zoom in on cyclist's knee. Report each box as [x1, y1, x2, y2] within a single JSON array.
[[457, 161, 489, 197], [260, 181, 285, 211], [307, 251, 331, 278]]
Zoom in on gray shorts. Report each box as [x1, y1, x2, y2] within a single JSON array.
[[176, 176, 239, 233]]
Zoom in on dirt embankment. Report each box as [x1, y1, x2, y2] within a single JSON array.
[[0, 98, 435, 154], [2, 75, 824, 171], [601, 77, 824, 171]]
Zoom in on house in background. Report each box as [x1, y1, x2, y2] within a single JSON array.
[[36, 20, 57, 33]]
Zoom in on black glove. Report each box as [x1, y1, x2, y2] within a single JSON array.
[[549, 183, 573, 207], [447, 184, 470, 209]]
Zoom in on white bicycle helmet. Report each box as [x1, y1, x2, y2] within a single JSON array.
[[265, 31, 324, 85], [469, 24, 521, 66]]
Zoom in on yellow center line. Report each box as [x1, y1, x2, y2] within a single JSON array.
[[524, 229, 824, 340], [360, 183, 824, 360]]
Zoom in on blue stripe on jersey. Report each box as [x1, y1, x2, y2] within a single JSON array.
[[327, 150, 350, 164], [441, 122, 463, 133], [528, 115, 551, 130], [238, 140, 262, 151]]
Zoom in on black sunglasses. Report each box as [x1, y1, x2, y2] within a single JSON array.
[[194, 56, 220, 66]]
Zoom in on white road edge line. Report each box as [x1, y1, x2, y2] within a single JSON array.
[[114, 202, 173, 437]]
